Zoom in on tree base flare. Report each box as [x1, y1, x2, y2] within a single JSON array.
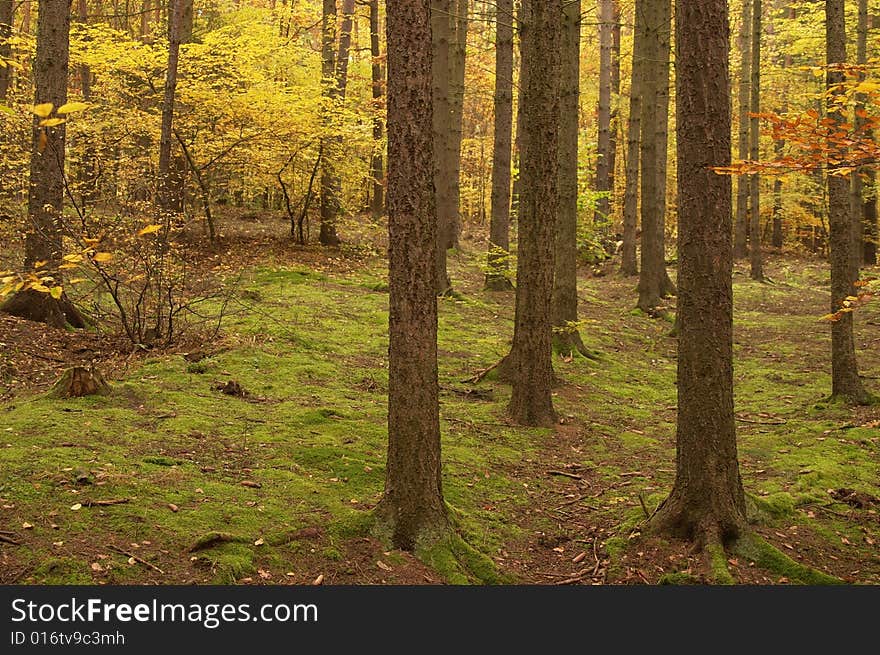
[[372, 497, 449, 553], [1, 288, 86, 330], [48, 366, 111, 399]]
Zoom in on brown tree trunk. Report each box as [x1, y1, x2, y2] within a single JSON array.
[[49, 366, 110, 399], [651, 0, 747, 547], [855, 0, 876, 267], [620, 1, 642, 277], [376, 0, 448, 551], [432, 0, 453, 293], [609, 2, 621, 208], [0, 0, 12, 101], [595, 0, 614, 228], [157, 0, 183, 213], [826, 0, 868, 404], [748, 0, 764, 281], [447, 0, 468, 248], [167, 0, 192, 214], [76, 0, 99, 210], [552, 0, 591, 358], [368, 0, 384, 219], [733, 0, 751, 259], [507, 0, 560, 428], [485, 0, 514, 291], [636, 0, 675, 313], [2, 0, 85, 329]]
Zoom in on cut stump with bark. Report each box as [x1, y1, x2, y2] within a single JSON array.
[[48, 366, 110, 399]]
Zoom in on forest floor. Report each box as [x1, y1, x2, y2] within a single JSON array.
[[1, 212, 879, 585]]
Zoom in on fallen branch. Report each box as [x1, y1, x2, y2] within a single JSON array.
[[735, 415, 787, 426], [548, 470, 583, 481], [189, 531, 251, 552], [84, 498, 130, 507], [108, 544, 164, 574], [461, 358, 503, 385], [0, 534, 21, 545]]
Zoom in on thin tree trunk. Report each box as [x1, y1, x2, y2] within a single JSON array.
[[636, 0, 674, 313], [855, 0, 876, 266], [609, 2, 621, 208], [432, 0, 453, 293], [446, 0, 468, 248], [552, 0, 591, 358], [0, 0, 12, 101], [748, 0, 763, 280], [167, 0, 192, 214], [651, 0, 747, 547], [620, 2, 642, 277], [595, 0, 614, 228], [507, 0, 561, 428], [157, 0, 183, 213], [368, 0, 384, 219], [826, 0, 868, 404], [734, 0, 751, 259], [376, 0, 448, 551], [485, 0, 514, 291]]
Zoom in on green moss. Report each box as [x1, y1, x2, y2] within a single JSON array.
[[734, 534, 841, 585], [706, 542, 735, 585], [658, 571, 701, 585], [417, 533, 510, 585], [31, 557, 93, 584]]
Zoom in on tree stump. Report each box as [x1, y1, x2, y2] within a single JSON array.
[[48, 367, 110, 399]]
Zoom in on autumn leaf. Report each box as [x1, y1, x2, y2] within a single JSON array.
[[138, 224, 163, 236], [32, 102, 53, 118], [92, 252, 113, 263], [39, 117, 66, 128], [56, 102, 89, 114], [49, 286, 63, 300]]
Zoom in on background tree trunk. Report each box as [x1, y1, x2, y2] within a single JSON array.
[[167, 0, 193, 214], [748, 0, 764, 281], [368, 0, 384, 219], [594, 0, 614, 229], [432, 0, 453, 293], [826, 0, 868, 404], [0, 0, 12, 101], [446, 0, 468, 248], [377, 0, 448, 551], [157, 0, 183, 213], [507, 0, 560, 428], [734, 0, 751, 259], [485, 0, 514, 291], [854, 0, 876, 267], [620, 1, 643, 277], [552, 0, 591, 358], [651, 0, 747, 547]]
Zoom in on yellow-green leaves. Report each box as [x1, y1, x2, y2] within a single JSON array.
[[32, 103, 54, 118], [137, 224, 163, 236], [57, 102, 89, 115]]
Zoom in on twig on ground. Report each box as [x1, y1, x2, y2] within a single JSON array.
[[84, 498, 130, 507], [108, 544, 164, 574], [548, 470, 583, 481], [461, 359, 502, 385]]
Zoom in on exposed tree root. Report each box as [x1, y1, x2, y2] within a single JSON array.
[[732, 533, 841, 585], [1, 288, 86, 329], [188, 532, 252, 552], [552, 330, 601, 361]]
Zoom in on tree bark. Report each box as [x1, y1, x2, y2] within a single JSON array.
[[432, 0, 453, 293], [0, 0, 12, 101], [485, 0, 514, 291], [1, 0, 85, 329], [447, 0, 468, 248], [636, 0, 675, 313], [552, 0, 590, 358], [368, 0, 384, 219], [157, 0, 183, 213], [620, 1, 643, 277], [167, 0, 193, 214], [826, 0, 868, 404], [507, 0, 560, 428], [854, 0, 876, 267], [376, 0, 448, 550], [651, 0, 747, 546], [734, 0, 751, 259], [594, 0, 614, 228], [748, 0, 764, 280]]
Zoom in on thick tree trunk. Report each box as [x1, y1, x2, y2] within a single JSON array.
[[432, 0, 453, 293], [594, 0, 614, 228], [376, 0, 448, 550], [368, 0, 384, 219], [636, 0, 675, 313], [826, 0, 868, 404], [734, 0, 751, 259], [552, 0, 590, 357], [748, 0, 763, 280], [507, 0, 560, 428], [0, 0, 12, 101], [49, 366, 110, 399], [2, 0, 85, 329], [485, 0, 514, 291], [651, 0, 747, 546], [620, 1, 643, 277]]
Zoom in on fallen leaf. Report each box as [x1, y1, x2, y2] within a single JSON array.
[[168, 503, 179, 513], [90, 562, 104, 572], [70, 503, 82, 511], [312, 574, 324, 585], [377, 561, 392, 571], [254, 538, 265, 546], [240, 480, 262, 489], [22, 522, 33, 529]]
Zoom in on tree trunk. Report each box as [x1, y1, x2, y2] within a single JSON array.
[[432, 0, 453, 293], [447, 0, 468, 248], [826, 0, 868, 404], [609, 2, 621, 208], [319, 0, 355, 247], [49, 366, 110, 399], [0, 0, 12, 101], [2, 0, 85, 329], [734, 0, 751, 259], [368, 0, 384, 219], [507, 0, 560, 428], [485, 0, 514, 291], [594, 0, 614, 228], [376, 0, 448, 551], [552, 0, 590, 358], [651, 0, 747, 547], [157, 0, 183, 213], [748, 0, 763, 281], [636, 0, 675, 313], [620, 1, 643, 277], [167, 0, 193, 214], [855, 0, 876, 267]]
